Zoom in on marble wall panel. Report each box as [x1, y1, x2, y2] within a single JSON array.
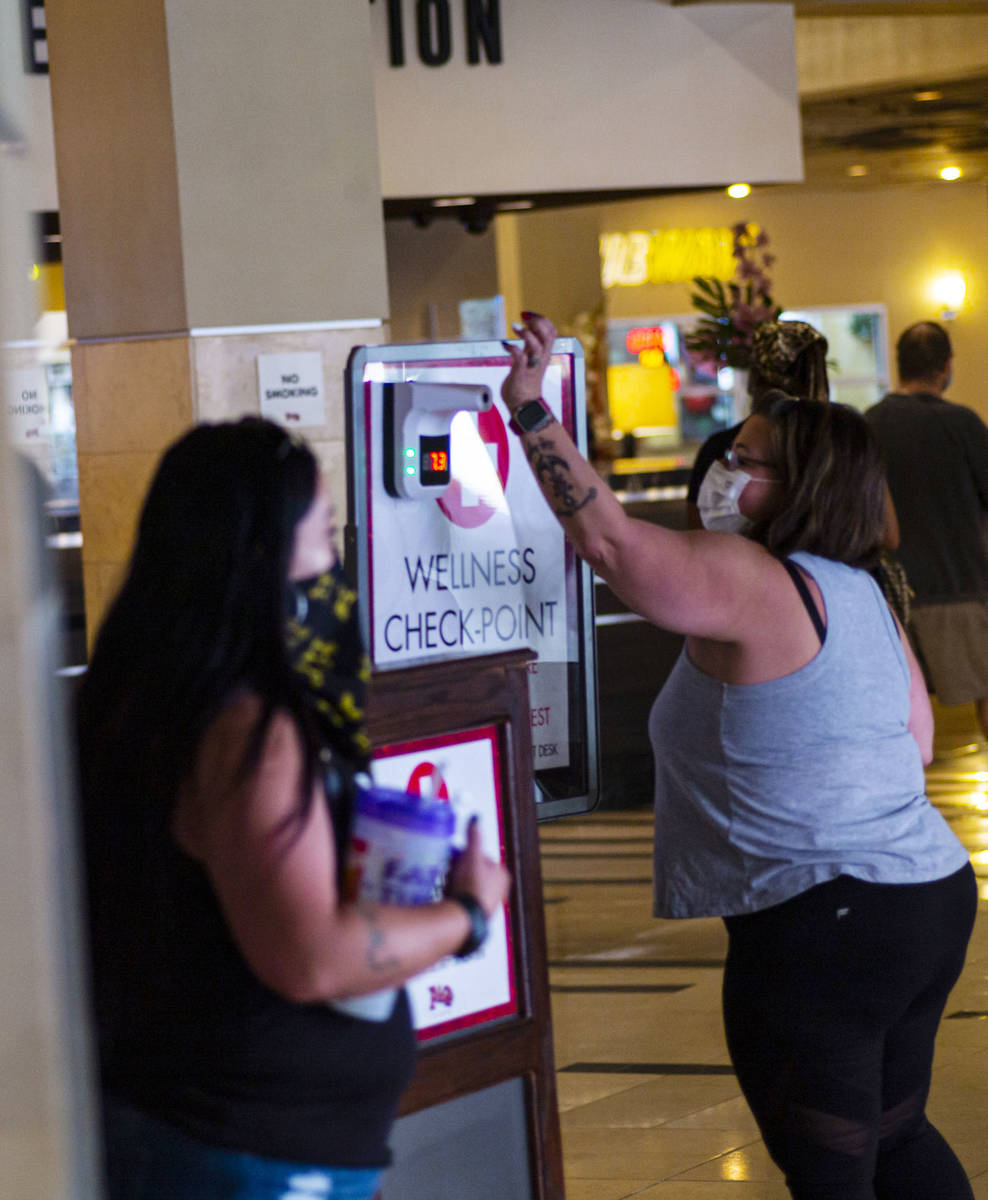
[[74, 323, 389, 638]]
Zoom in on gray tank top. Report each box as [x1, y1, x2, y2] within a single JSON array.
[[648, 551, 968, 918]]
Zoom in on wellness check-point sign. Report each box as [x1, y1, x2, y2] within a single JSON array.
[[344, 339, 599, 822]]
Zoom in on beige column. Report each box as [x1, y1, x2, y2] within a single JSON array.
[[45, 0, 390, 639]]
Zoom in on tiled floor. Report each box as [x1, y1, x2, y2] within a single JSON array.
[[542, 701, 988, 1198]]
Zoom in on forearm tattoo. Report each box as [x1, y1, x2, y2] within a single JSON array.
[[526, 433, 598, 518], [358, 900, 400, 973]]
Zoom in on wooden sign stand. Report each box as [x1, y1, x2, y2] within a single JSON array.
[[367, 649, 564, 1200]]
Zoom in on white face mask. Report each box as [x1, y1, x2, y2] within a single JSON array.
[[697, 458, 752, 534]]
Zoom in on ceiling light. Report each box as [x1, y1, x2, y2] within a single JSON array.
[[498, 199, 535, 211], [940, 166, 962, 181], [432, 196, 476, 208], [913, 90, 943, 103], [848, 164, 869, 177], [726, 183, 750, 199]]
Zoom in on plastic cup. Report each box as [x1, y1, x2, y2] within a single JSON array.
[[333, 782, 455, 1022], [343, 782, 455, 906]]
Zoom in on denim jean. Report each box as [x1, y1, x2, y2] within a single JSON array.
[[102, 1097, 383, 1200]]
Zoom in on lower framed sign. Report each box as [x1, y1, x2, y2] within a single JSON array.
[[372, 725, 518, 1041]]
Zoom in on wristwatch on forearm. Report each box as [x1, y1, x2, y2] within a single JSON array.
[[448, 892, 489, 957], [508, 397, 554, 436]]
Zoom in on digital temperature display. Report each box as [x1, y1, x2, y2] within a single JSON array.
[[420, 433, 451, 487]]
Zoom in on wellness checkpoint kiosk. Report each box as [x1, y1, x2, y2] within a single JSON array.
[[345, 338, 599, 1200]]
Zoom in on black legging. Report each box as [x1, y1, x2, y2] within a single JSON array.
[[723, 863, 977, 1200]]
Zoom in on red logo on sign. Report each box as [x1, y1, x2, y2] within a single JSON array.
[[406, 761, 450, 802], [429, 984, 454, 1009], [437, 407, 510, 529]]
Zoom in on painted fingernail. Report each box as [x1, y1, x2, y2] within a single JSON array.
[[521, 311, 541, 320], [501, 339, 514, 350]]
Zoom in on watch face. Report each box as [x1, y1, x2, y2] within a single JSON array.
[[517, 400, 548, 431]]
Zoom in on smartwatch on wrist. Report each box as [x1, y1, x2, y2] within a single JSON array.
[[448, 892, 489, 958], [508, 398, 554, 436]]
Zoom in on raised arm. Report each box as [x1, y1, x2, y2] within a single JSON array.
[[173, 695, 510, 1005], [502, 314, 771, 642]]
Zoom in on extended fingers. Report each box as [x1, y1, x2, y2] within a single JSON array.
[[502, 313, 555, 405], [518, 326, 542, 366], [522, 311, 556, 352], [512, 315, 553, 364], [501, 337, 525, 367]]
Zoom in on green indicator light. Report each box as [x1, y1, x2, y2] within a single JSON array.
[[405, 447, 416, 458], [404, 465, 416, 476]]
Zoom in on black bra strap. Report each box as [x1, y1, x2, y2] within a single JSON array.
[[778, 558, 827, 645]]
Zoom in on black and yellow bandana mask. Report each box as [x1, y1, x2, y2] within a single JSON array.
[[286, 561, 372, 772]]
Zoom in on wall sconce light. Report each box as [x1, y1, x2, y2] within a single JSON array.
[[726, 183, 750, 199], [940, 165, 962, 181], [931, 271, 967, 320]]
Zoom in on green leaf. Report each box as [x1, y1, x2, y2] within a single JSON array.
[[691, 275, 720, 298]]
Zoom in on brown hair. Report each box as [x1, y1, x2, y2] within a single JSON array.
[[749, 393, 886, 569]]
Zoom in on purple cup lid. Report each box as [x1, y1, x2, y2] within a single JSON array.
[[355, 782, 455, 838]]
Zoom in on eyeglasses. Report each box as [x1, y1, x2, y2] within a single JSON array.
[[724, 446, 777, 475]]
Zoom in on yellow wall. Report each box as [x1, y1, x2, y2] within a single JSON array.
[[504, 181, 988, 422], [497, 204, 606, 330], [384, 219, 500, 342]]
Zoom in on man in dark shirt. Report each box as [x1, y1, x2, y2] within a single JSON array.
[[866, 321, 988, 740]]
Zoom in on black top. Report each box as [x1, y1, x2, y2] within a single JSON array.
[[686, 422, 742, 505], [865, 392, 988, 603], [84, 763, 416, 1167]]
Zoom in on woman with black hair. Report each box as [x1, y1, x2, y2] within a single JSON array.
[[77, 417, 509, 1200], [501, 315, 975, 1200]]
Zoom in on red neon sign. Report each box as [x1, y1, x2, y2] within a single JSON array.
[[625, 326, 665, 355]]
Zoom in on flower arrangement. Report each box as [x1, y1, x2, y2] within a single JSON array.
[[684, 222, 781, 370]]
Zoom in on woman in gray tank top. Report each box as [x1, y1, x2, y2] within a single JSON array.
[[502, 314, 976, 1200]]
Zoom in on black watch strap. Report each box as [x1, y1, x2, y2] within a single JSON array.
[[508, 398, 554, 435], [448, 892, 489, 958]]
